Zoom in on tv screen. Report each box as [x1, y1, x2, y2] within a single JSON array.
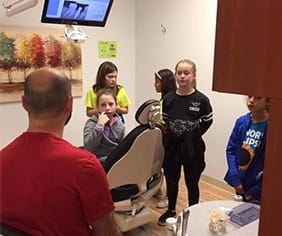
[[41, 0, 113, 27]]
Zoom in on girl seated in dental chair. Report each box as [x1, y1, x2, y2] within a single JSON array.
[[83, 88, 125, 163]]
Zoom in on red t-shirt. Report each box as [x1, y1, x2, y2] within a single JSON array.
[[0, 132, 114, 236]]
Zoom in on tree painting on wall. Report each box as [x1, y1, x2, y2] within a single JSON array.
[[0, 25, 83, 103]]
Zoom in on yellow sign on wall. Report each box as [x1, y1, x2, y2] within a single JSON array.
[[98, 41, 117, 58]]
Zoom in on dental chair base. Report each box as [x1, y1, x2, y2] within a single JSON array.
[[113, 171, 163, 232], [113, 207, 151, 232]]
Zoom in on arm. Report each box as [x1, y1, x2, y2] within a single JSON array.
[[86, 107, 99, 117], [116, 106, 128, 115], [92, 213, 122, 236], [83, 118, 104, 152], [116, 87, 131, 115], [245, 179, 262, 201], [77, 156, 120, 235], [199, 98, 213, 135], [85, 88, 98, 117], [224, 119, 242, 188]]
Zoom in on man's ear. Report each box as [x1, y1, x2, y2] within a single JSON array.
[[64, 96, 73, 126], [21, 96, 29, 112], [66, 96, 73, 113]]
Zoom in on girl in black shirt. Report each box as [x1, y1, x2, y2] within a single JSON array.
[[158, 59, 213, 226]]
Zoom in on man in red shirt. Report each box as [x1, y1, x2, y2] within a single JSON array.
[[0, 67, 121, 236]]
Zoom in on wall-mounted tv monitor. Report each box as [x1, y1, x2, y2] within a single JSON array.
[[41, 0, 113, 27]]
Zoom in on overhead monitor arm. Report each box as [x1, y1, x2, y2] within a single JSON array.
[[2, 0, 38, 17]]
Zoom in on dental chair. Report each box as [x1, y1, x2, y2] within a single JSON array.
[[102, 99, 165, 232], [0, 223, 30, 236]]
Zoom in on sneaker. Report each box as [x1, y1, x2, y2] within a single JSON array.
[[156, 198, 168, 209], [158, 210, 176, 226]]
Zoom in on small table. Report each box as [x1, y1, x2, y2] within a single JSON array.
[[185, 200, 259, 235]]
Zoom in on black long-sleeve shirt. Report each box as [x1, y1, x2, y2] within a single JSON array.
[[162, 89, 213, 137]]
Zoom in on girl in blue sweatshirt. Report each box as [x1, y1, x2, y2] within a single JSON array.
[[224, 96, 270, 203]]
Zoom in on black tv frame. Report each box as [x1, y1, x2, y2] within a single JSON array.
[[41, 0, 113, 27]]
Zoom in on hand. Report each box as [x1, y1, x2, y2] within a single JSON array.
[[98, 112, 110, 125], [235, 184, 245, 194], [244, 192, 253, 201], [116, 106, 121, 114]]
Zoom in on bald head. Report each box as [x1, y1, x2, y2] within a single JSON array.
[[24, 67, 72, 118]]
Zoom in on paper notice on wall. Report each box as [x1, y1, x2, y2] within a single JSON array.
[[98, 41, 117, 58]]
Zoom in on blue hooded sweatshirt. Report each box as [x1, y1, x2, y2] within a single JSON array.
[[224, 112, 268, 201]]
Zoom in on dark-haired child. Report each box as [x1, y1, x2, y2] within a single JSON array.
[[225, 95, 270, 203]]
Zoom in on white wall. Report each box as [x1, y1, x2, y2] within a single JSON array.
[[1, 0, 248, 181], [135, 0, 248, 180], [0, 0, 136, 147]]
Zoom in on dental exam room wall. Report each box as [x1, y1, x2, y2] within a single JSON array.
[[135, 0, 248, 180], [0, 0, 136, 148]]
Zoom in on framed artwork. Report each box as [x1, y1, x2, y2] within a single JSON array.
[[0, 25, 83, 103]]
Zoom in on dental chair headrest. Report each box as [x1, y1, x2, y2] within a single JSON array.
[[135, 99, 161, 125]]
